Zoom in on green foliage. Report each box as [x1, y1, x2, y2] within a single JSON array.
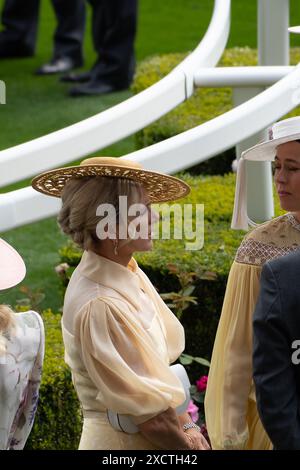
[[180, 353, 210, 368], [132, 47, 300, 175], [160, 263, 216, 320], [26, 309, 81, 450], [59, 240, 83, 266], [15, 285, 45, 312]]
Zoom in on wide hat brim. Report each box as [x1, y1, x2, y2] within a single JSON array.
[[32, 164, 191, 203], [0, 238, 26, 290], [241, 132, 300, 161]]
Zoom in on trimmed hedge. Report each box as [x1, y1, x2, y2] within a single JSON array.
[[26, 309, 81, 450], [132, 47, 300, 174]]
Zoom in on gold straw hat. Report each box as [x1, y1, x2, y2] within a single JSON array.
[[31, 157, 190, 203]]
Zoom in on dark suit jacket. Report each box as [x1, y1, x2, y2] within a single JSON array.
[[253, 250, 300, 450]]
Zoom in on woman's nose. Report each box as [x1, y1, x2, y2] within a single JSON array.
[[275, 167, 288, 183]]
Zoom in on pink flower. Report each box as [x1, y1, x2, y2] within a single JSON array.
[[187, 399, 199, 423], [55, 262, 69, 276], [196, 375, 208, 392]]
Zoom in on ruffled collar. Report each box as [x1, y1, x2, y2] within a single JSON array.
[[78, 250, 141, 310]]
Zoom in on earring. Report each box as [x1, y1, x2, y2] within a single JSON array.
[[113, 240, 119, 256]]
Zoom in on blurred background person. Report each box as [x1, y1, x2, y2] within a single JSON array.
[[0, 0, 138, 94], [0, 0, 85, 74], [0, 237, 45, 450], [62, 0, 137, 96]]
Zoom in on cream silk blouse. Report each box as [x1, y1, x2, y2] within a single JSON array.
[[205, 213, 300, 450], [62, 250, 186, 427]]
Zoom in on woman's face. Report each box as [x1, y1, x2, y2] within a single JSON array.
[[119, 188, 159, 255], [274, 141, 300, 213]]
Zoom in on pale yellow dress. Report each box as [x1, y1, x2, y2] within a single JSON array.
[[61, 250, 186, 450], [205, 213, 300, 450]]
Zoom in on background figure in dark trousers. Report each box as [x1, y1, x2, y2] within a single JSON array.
[[63, 0, 138, 96], [0, 0, 85, 73]]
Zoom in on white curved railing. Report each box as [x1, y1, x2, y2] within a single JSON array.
[[0, 0, 230, 188], [0, 187, 61, 232], [2, 62, 300, 232]]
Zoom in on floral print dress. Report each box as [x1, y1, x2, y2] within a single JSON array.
[[0, 310, 44, 450]]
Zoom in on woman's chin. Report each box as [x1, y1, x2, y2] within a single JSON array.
[[280, 202, 300, 213], [279, 200, 293, 212]]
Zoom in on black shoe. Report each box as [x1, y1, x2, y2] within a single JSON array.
[[35, 57, 81, 75], [69, 81, 129, 97], [60, 71, 91, 83]]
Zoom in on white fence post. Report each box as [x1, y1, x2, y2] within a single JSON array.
[[258, 0, 289, 66], [234, 0, 289, 223]]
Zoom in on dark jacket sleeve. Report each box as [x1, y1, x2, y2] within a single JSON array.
[[253, 262, 300, 450]]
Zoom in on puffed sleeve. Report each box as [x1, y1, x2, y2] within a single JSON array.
[[204, 260, 261, 449], [76, 298, 186, 424]]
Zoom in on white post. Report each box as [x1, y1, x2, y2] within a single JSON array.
[[258, 0, 289, 66], [234, 0, 289, 223]]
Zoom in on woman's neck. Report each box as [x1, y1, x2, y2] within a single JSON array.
[[92, 248, 132, 268]]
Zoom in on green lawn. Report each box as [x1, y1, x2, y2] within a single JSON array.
[[1, 0, 300, 311]]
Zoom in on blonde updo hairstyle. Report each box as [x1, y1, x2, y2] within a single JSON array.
[[0, 304, 15, 354], [58, 175, 144, 250]]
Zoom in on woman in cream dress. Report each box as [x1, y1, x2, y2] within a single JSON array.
[[32, 156, 210, 451], [0, 238, 44, 450], [205, 117, 300, 450]]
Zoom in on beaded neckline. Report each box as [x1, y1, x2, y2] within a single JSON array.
[[286, 213, 300, 233]]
